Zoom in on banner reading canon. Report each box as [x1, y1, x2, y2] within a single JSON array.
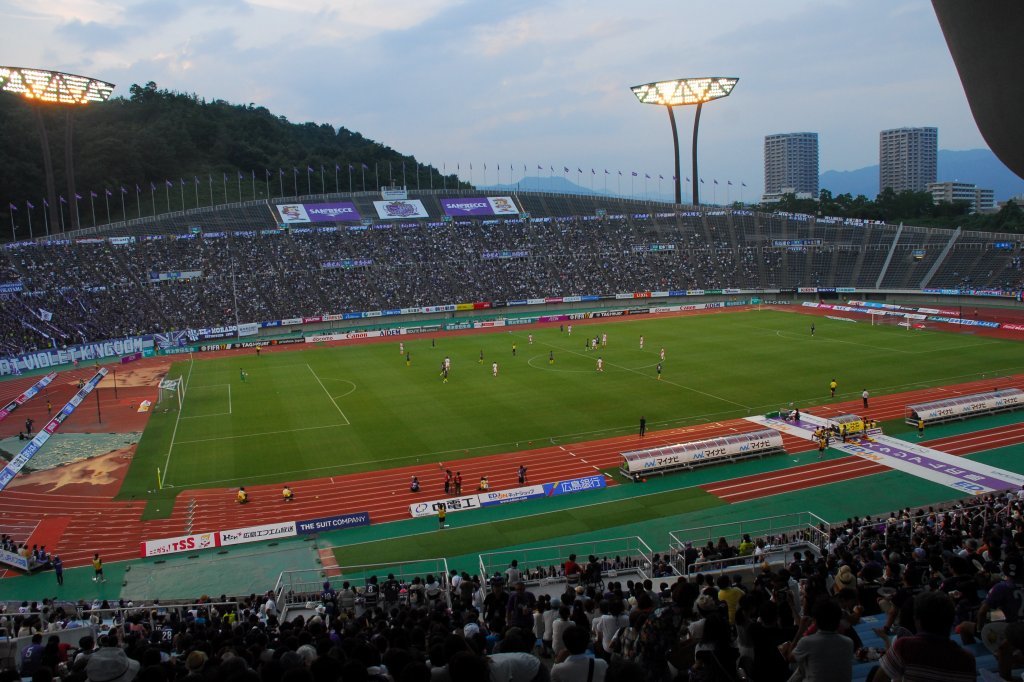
[[276, 202, 362, 223], [372, 200, 430, 220], [440, 196, 519, 217]]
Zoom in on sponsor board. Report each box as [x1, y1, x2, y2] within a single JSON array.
[[409, 495, 482, 518], [373, 199, 429, 220], [218, 521, 297, 546], [478, 484, 548, 506], [120, 352, 143, 364], [0, 372, 57, 422], [549, 475, 607, 495], [1003, 324, 1024, 332], [0, 549, 29, 571], [473, 320, 506, 329], [237, 322, 260, 337], [296, 512, 371, 535], [140, 532, 219, 558]]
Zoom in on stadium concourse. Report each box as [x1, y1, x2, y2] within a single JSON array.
[[0, 361, 1021, 576]]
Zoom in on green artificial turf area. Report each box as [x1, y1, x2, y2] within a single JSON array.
[[123, 310, 1024, 506]]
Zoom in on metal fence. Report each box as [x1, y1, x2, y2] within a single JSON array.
[[275, 557, 451, 608]]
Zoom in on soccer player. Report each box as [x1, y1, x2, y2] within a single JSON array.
[[656, 362, 662, 379], [601, 333, 607, 347], [406, 351, 411, 367], [444, 356, 451, 371], [567, 324, 573, 336], [282, 485, 294, 502], [592, 337, 598, 351], [829, 378, 838, 398], [91, 553, 105, 583], [399, 341, 404, 354], [528, 334, 533, 345], [479, 349, 484, 364], [810, 323, 815, 336], [596, 357, 604, 372], [46, 400, 52, 415], [454, 472, 463, 494], [444, 469, 452, 494], [256, 346, 261, 358], [549, 350, 554, 365], [240, 368, 246, 382], [441, 366, 449, 384], [518, 465, 527, 485], [492, 361, 499, 377], [512, 343, 517, 357], [639, 335, 645, 350], [659, 347, 665, 361]]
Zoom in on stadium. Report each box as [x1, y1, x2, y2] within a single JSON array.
[[2, 16, 1024, 682]]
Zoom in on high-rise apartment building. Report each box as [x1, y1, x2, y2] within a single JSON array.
[[763, 132, 819, 197], [879, 127, 937, 193], [927, 181, 995, 213]]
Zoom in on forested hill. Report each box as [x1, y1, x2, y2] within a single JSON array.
[[0, 81, 465, 231]]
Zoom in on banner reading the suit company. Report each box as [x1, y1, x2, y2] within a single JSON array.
[[277, 202, 362, 223], [440, 196, 519, 217], [373, 200, 430, 219]]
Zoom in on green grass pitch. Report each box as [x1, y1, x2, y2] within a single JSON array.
[[122, 310, 1024, 503]]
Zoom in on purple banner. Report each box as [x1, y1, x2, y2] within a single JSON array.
[[120, 352, 142, 364], [440, 196, 519, 217], [277, 202, 362, 223]]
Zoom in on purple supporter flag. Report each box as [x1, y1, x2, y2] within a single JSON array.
[[27, 201, 34, 209], [105, 189, 112, 197], [75, 193, 82, 200], [90, 191, 98, 198], [8, 202, 16, 211], [59, 196, 67, 204]]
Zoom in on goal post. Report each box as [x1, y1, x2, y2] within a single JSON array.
[[157, 378, 185, 413]]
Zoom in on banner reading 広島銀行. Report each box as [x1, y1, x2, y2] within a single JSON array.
[[440, 197, 519, 217]]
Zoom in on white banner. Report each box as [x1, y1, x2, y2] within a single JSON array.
[[373, 199, 429, 220], [140, 532, 218, 558], [0, 548, 29, 571], [409, 495, 482, 518], [477, 484, 547, 505], [473, 320, 507, 328], [487, 196, 519, 214], [237, 322, 259, 338], [277, 204, 311, 223], [218, 521, 297, 546]]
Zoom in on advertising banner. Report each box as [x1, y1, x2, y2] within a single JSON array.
[[0, 282, 24, 293], [277, 202, 362, 223], [0, 369, 107, 491], [153, 330, 188, 350], [296, 512, 370, 535], [549, 475, 607, 495], [120, 352, 142, 364], [218, 521, 297, 546], [409, 495, 482, 518], [237, 322, 260, 337], [373, 199, 429, 219], [0, 372, 57, 422], [0, 549, 29, 571], [440, 196, 519, 216], [478, 484, 548, 506], [140, 532, 219, 558]]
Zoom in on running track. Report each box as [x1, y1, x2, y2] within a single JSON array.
[[1, 373, 1022, 571]]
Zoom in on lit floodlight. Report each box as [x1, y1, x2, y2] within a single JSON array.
[[630, 77, 738, 107], [630, 76, 738, 205], [0, 67, 114, 104]]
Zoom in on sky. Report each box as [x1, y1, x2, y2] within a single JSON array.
[[3, 0, 989, 201]]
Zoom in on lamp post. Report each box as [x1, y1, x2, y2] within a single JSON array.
[[630, 77, 738, 206], [0, 68, 114, 233]]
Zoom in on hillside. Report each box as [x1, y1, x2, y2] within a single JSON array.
[[0, 82, 464, 233]]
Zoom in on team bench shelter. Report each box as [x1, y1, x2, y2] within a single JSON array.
[[905, 388, 1023, 427], [619, 429, 785, 481]]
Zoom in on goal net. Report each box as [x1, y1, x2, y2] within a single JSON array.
[[870, 312, 921, 330], [157, 378, 185, 413]]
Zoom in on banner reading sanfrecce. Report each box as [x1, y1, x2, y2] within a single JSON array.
[[0, 372, 57, 422], [0, 368, 107, 492]]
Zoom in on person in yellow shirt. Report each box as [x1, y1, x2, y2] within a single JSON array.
[[236, 487, 249, 504], [738, 534, 755, 556], [282, 485, 294, 502], [716, 574, 744, 624], [829, 379, 838, 398]]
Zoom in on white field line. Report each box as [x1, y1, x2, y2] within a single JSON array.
[[177, 384, 232, 419], [307, 363, 350, 425], [161, 355, 195, 487]]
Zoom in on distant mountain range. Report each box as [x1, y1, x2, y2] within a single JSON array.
[[820, 148, 1023, 200]]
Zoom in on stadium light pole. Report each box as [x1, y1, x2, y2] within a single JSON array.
[[630, 77, 738, 206], [0, 68, 114, 234]]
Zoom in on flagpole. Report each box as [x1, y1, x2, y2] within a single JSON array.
[[164, 182, 170, 212], [348, 166, 353, 194], [195, 178, 200, 207], [124, 188, 129, 221], [43, 200, 49, 236], [180, 181, 185, 210], [237, 173, 242, 202], [209, 176, 214, 206], [89, 194, 96, 227], [104, 193, 110, 224], [59, 200, 65, 233], [9, 211, 14, 241], [74, 197, 81, 230], [253, 171, 257, 200], [151, 185, 156, 216], [26, 202, 33, 238], [334, 165, 339, 194]]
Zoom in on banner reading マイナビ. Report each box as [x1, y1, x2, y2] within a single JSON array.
[[276, 202, 362, 223], [440, 196, 519, 216]]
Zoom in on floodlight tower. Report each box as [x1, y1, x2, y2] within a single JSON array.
[[630, 77, 738, 206], [0, 68, 114, 233]]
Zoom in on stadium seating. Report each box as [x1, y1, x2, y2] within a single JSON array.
[[0, 193, 1020, 355]]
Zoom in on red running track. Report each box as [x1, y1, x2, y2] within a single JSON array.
[[2, 374, 1022, 570]]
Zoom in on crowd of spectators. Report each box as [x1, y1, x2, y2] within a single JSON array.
[[0, 210, 1019, 356], [7, 486, 1024, 682]]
